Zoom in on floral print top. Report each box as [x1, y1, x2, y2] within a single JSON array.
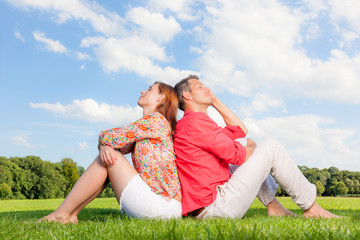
[[98, 112, 181, 200]]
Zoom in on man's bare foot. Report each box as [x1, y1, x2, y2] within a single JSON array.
[[304, 202, 340, 219], [38, 212, 78, 224], [267, 198, 297, 217]]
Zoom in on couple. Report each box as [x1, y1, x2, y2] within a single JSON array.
[[40, 75, 337, 223]]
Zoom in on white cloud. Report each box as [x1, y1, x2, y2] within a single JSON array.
[[11, 136, 34, 148], [10, 0, 192, 84], [339, 31, 359, 49], [126, 7, 181, 43], [243, 114, 359, 170], [78, 141, 89, 150], [81, 36, 194, 85], [75, 51, 92, 60], [329, 0, 360, 34], [193, 0, 360, 104], [30, 99, 143, 125], [305, 23, 320, 40], [207, 106, 226, 127], [8, 0, 125, 36], [33, 31, 67, 54], [14, 30, 25, 42], [33, 31, 92, 61], [147, 0, 199, 21], [240, 93, 286, 118]]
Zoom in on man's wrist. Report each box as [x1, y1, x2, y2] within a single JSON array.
[[211, 97, 222, 108]]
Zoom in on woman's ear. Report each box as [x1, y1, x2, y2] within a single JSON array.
[[157, 94, 165, 103]]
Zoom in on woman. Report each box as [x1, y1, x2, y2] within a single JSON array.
[[40, 82, 181, 223]]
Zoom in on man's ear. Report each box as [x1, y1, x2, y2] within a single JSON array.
[[182, 91, 191, 101]]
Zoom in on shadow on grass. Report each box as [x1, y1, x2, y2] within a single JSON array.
[[243, 207, 360, 220], [1, 207, 359, 223], [0, 208, 126, 222]]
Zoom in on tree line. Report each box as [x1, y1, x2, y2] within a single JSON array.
[[277, 166, 360, 197], [0, 156, 114, 200], [1, 156, 359, 200]]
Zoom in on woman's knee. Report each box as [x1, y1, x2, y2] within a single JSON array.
[[113, 150, 124, 158]]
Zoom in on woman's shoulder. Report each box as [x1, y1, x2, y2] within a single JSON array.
[[143, 112, 171, 129], [143, 111, 165, 121]]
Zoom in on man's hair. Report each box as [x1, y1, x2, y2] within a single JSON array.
[[174, 74, 199, 111]]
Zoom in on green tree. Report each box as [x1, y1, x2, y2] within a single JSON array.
[[96, 181, 115, 198], [0, 182, 12, 199], [9, 156, 67, 199], [78, 166, 85, 176], [0, 164, 12, 188], [353, 179, 360, 194], [1, 157, 27, 199], [335, 181, 349, 196], [315, 181, 325, 196], [344, 178, 355, 194], [327, 167, 339, 174], [61, 158, 80, 195]]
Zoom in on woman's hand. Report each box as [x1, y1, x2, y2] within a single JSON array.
[[99, 145, 118, 166]]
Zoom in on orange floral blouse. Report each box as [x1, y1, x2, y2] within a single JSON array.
[[98, 112, 181, 200]]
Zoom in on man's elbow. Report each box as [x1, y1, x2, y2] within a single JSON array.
[[240, 126, 248, 135]]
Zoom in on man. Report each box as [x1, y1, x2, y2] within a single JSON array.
[[174, 74, 338, 219]]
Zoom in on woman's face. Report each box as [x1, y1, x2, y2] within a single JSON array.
[[138, 83, 164, 109]]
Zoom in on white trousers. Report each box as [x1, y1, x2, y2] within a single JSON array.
[[120, 175, 182, 219], [197, 139, 316, 219]]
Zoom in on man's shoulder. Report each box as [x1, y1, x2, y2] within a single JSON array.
[[177, 111, 208, 128]]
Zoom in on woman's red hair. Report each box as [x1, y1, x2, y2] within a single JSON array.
[[153, 82, 178, 137]]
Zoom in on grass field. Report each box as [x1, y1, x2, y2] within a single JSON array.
[[0, 197, 359, 239]]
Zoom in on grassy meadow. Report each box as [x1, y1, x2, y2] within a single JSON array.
[[0, 197, 359, 239]]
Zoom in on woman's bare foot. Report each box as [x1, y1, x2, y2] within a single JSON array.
[[304, 202, 340, 219], [267, 198, 297, 217], [38, 212, 78, 224]]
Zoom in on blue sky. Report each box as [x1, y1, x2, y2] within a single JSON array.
[[1, 0, 359, 171]]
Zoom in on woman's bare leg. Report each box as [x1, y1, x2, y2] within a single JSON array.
[[69, 177, 110, 220], [39, 155, 108, 223], [106, 151, 138, 202]]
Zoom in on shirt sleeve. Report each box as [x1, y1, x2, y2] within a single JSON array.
[[222, 125, 246, 140], [98, 113, 164, 155], [190, 115, 247, 165]]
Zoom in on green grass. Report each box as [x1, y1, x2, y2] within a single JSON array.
[[0, 197, 359, 239]]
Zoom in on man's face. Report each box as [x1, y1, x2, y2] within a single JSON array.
[[187, 79, 213, 107]]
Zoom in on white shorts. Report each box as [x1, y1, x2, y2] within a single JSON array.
[[119, 174, 182, 219]]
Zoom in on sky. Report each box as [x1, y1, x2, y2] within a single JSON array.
[[0, 0, 359, 171]]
